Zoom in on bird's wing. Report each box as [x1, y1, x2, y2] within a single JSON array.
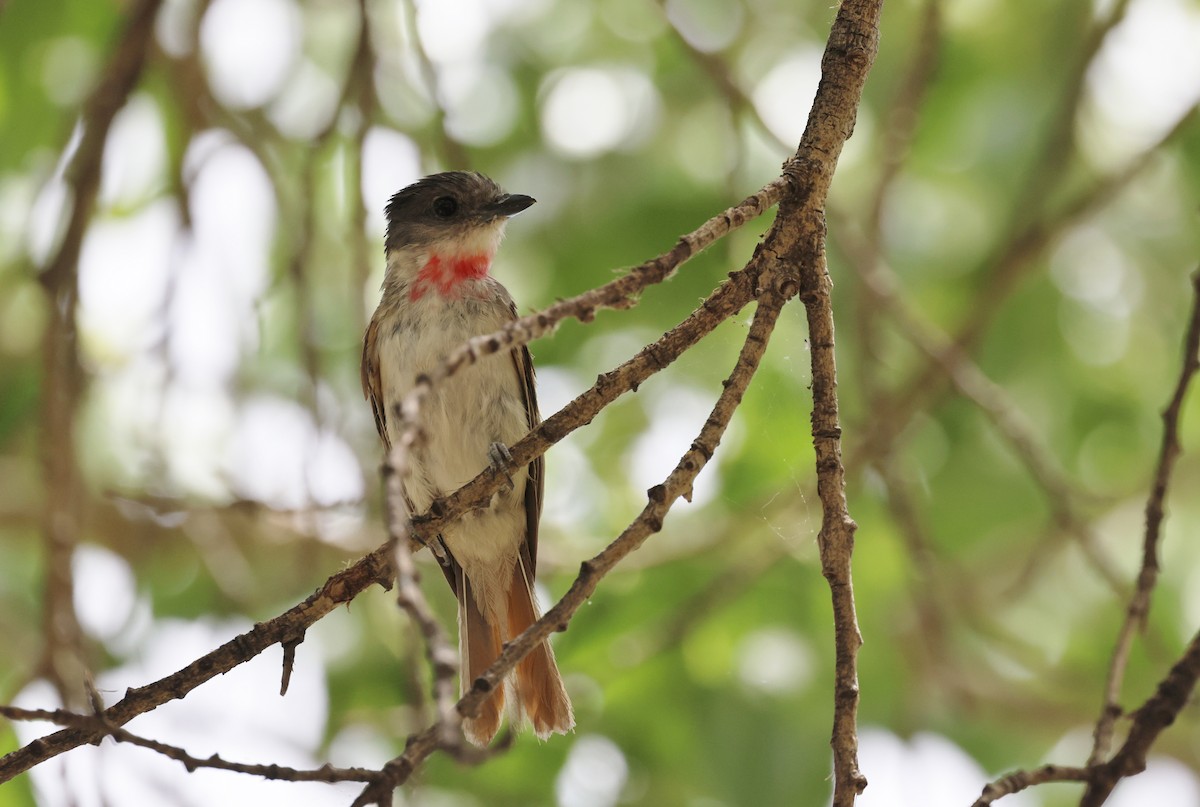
[[510, 326, 544, 575], [361, 314, 390, 449]]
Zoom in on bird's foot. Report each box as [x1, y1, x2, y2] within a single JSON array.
[[488, 442, 515, 491]]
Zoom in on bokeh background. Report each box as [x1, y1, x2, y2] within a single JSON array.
[[2, 0, 1200, 805]]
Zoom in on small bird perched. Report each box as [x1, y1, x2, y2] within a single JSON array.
[[361, 171, 573, 745]]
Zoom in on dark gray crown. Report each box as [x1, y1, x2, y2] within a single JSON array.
[[384, 171, 534, 253]]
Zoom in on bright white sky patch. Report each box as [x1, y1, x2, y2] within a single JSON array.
[[441, 62, 520, 146], [540, 66, 660, 159], [555, 735, 629, 807], [169, 139, 275, 386], [626, 383, 722, 508], [665, 0, 745, 53], [736, 627, 814, 696], [1109, 757, 1200, 807], [225, 396, 364, 509], [752, 46, 823, 148], [362, 127, 421, 240], [414, 0, 491, 64], [78, 200, 178, 363], [1082, 0, 1200, 165], [73, 544, 138, 643], [100, 94, 166, 207], [857, 729, 1037, 807], [13, 619, 347, 807], [201, 0, 301, 109]]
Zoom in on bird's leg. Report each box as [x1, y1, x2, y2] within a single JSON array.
[[488, 442, 515, 491]]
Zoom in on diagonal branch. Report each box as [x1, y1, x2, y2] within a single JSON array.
[[0, 704, 376, 783]]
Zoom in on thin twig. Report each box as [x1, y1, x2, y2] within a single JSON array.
[[1082, 626, 1200, 806], [1088, 269, 1200, 767], [972, 764, 1091, 807], [382, 459, 459, 739], [0, 704, 376, 783]]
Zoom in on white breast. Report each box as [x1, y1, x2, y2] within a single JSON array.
[[376, 279, 531, 582]]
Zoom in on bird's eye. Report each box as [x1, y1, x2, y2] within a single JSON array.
[[432, 196, 458, 218]]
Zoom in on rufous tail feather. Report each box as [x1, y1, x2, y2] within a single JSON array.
[[507, 555, 574, 739], [459, 571, 505, 746]]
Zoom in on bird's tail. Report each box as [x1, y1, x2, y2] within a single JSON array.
[[457, 557, 573, 746], [507, 553, 574, 739], [458, 570, 505, 746]]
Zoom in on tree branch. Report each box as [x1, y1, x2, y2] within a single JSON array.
[[1083, 626, 1200, 806], [972, 764, 1091, 807], [764, 0, 885, 801], [1088, 269, 1200, 768], [0, 704, 376, 783]]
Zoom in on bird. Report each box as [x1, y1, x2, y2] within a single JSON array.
[[361, 171, 574, 745]]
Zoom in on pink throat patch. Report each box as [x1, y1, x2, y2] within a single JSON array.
[[409, 253, 492, 301]]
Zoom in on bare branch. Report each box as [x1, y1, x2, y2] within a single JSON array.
[[1083, 626, 1200, 806], [382, 460, 459, 739], [972, 764, 1091, 807], [765, 0, 886, 800], [1088, 269, 1200, 767], [0, 546, 393, 782], [0, 704, 376, 783]]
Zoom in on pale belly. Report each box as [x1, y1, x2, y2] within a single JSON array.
[[376, 288, 530, 588]]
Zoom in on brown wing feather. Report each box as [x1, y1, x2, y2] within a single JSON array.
[[361, 315, 390, 449], [511, 341, 543, 574]]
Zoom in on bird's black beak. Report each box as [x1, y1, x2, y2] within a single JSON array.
[[486, 193, 536, 219]]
